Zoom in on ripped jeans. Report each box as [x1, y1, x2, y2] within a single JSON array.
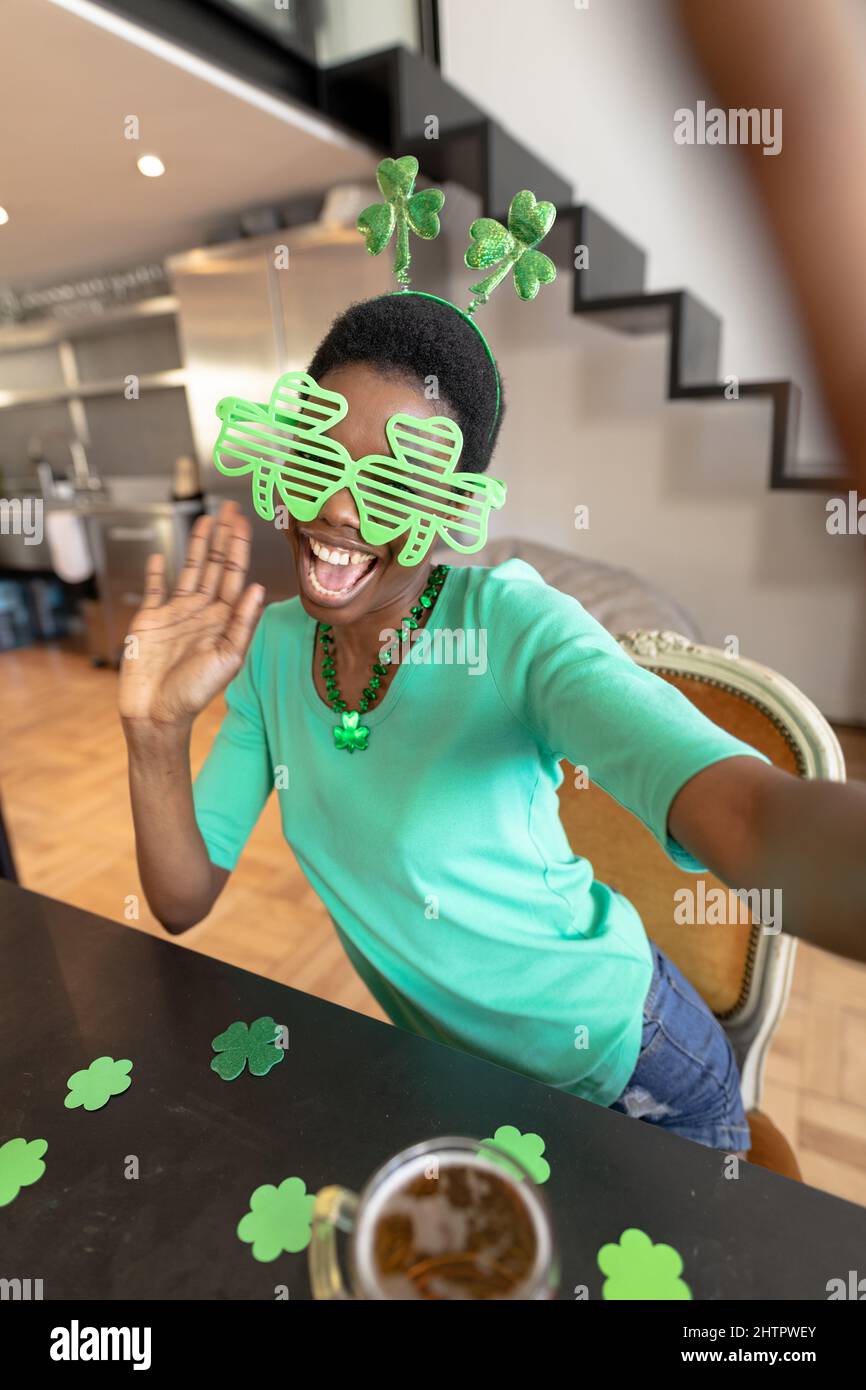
[[610, 939, 751, 1153]]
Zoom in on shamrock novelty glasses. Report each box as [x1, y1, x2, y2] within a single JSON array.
[[213, 371, 507, 566]]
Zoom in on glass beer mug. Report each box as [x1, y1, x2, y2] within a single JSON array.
[[309, 1136, 559, 1300]]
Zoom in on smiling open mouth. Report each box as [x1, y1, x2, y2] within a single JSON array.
[[302, 534, 379, 601]]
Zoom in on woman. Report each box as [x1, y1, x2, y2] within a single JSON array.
[[120, 293, 866, 1154]]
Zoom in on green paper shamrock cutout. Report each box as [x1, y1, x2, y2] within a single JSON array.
[[333, 709, 370, 753], [597, 1228, 692, 1301], [480, 1124, 550, 1184], [0, 1137, 47, 1206], [211, 1016, 285, 1081], [65, 1056, 132, 1111], [465, 189, 557, 308], [357, 155, 445, 285], [237, 1177, 315, 1262]]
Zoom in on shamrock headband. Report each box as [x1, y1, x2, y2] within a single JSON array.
[[358, 155, 557, 443], [390, 290, 502, 447], [213, 154, 556, 565]]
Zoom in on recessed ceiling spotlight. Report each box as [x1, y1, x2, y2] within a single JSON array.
[[137, 155, 166, 178], [0, 207, 9, 225]]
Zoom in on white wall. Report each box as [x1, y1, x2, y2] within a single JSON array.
[[438, 0, 866, 722]]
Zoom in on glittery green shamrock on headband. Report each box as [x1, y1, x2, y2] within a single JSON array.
[[357, 155, 445, 287], [465, 190, 557, 310]]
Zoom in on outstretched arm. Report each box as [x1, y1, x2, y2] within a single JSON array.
[[669, 756, 866, 961]]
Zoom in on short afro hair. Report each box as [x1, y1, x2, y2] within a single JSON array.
[[307, 293, 504, 473]]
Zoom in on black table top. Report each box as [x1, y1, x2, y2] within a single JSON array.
[[2, 879, 864, 1301]]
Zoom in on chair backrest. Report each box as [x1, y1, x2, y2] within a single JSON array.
[[556, 629, 845, 1108], [434, 536, 702, 639]]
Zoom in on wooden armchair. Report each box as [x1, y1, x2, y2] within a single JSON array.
[[556, 630, 846, 1179]]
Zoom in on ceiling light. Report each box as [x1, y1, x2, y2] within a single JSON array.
[[137, 155, 165, 178], [0, 207, 9, 226]]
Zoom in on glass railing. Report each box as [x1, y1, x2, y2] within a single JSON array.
[[210, 0, 434, 67]]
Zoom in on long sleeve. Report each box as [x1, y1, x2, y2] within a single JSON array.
[[480, 560, 769, 870]]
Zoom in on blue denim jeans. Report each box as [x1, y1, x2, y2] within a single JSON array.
[[610, 940, 751, 1153]]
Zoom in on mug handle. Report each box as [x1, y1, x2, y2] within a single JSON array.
[[309, 1185, 361, 1300]]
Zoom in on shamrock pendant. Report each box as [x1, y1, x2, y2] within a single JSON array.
[[319, 567, 448, 754], [333, 710, 370, 753]]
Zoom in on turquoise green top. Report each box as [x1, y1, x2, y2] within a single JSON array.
[[193, 560, 764, 1106]]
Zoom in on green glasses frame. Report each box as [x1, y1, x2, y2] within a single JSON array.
[[213, 371, 506, 566]]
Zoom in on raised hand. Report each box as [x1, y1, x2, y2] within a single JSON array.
[[118, 501, 264, 728]]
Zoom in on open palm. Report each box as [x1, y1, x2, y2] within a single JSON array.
[[118, 501, 265, 727]]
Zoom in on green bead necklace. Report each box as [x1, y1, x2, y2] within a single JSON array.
[[318, 563, 450, 752]]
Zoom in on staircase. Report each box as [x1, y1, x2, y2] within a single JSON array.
[[322, 46, 844, 492], [104, 2, 844, 492]]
